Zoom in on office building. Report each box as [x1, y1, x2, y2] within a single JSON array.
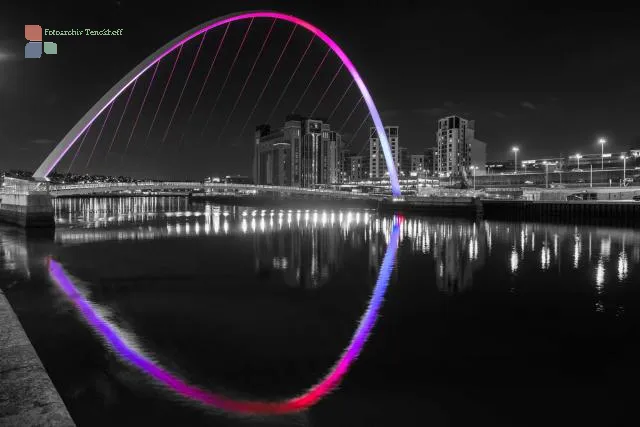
[[369, 126, 400, 179]]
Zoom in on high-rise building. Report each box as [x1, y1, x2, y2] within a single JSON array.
[[253, 115, 341, 187], [436, 116, 487, 177], [369, 126, 399, 179], [436, 116, 471, 177]]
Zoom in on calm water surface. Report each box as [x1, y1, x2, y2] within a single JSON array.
[[2, 197, 640, 426]]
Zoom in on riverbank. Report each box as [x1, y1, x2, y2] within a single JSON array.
[[48, 193, 640, 226], [189, 193, 640, 224], [0, 290, 75, 426]]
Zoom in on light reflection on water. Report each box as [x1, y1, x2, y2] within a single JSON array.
[[0, 196, 637, 309], [48, 197, 640, 295]]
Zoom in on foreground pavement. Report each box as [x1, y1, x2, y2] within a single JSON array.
[[0, 290, 75, 426]]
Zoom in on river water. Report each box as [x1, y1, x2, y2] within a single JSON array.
[[1, 196, 640, 426]]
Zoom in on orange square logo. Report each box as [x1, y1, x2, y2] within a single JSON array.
[[25, 24, 42, 41]]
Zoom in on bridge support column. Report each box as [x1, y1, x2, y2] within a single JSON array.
[[0, 178, 55, 228]]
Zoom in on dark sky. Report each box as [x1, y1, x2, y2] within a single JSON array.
[[1, 1, 640, 179]]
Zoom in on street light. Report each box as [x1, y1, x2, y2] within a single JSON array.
[[621, 155, 628, 184], [574, 153, 582, 170], [470, 166, 477, 190], [598, 138, 607, 170], [512, 146, 519, 174]]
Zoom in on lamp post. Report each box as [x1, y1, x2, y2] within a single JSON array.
[[512, 146, 519, 174], [590, 164, 593, 188], [599, 138, 606, 170], [621, 155, 628, 184], [575, 153, 582, 170], [470, 166, 477, 190]]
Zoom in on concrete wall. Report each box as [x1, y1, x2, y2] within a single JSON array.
[[0, 193, 54, 228], [524, 188, 640, 201]]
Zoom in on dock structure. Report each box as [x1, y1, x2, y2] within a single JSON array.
[[0, 291, 75, 426]]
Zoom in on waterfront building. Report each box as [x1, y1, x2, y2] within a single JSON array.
[[369, 126, 400, 178], [253, 115, 341, 187], [436, 116, 470, 177], [436, 116, 487, 178]]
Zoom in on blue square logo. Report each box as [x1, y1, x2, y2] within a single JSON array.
[[25, 41, 42, 59]]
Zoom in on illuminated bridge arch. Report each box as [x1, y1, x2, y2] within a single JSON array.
[[33, 11, 401, 196]]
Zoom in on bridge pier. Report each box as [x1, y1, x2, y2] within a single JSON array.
[[0, 178, 55, 228]]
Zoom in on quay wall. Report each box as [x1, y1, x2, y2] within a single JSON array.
[[0, 290, 75, 426], [0, 192, 55, 228]]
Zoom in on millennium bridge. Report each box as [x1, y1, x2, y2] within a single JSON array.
[[48, 182, 379, 199]]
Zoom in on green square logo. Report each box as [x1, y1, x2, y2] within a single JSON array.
[[43, 42, 57, 55]]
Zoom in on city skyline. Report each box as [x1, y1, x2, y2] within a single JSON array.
[[1, 2, 639, 180]]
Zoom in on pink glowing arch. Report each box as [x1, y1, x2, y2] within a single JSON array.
[[33, 11, 401, 196]]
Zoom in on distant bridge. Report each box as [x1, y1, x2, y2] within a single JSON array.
[[49, 181, 380, 199]]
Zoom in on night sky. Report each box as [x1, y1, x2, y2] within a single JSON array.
[[1, 1, 639, 179]]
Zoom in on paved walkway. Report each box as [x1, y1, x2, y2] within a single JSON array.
[[0, 290, 75, 426]]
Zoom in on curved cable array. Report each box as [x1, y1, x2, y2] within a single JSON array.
[[33, 11, 401, 196]]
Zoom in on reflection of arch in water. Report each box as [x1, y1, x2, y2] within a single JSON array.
[[47, 215, 402, 415]]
